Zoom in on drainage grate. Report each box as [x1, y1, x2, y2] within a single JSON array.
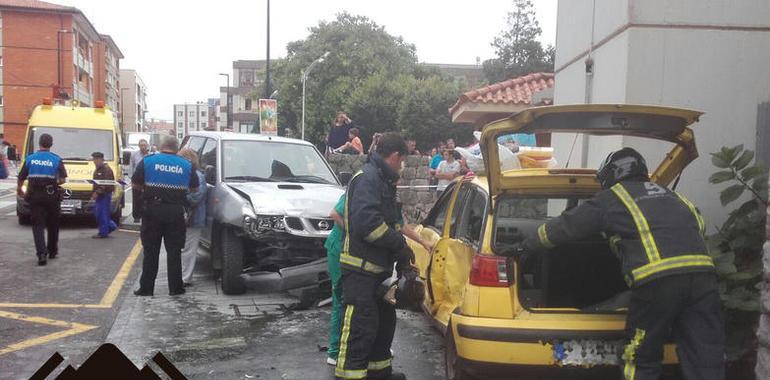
[[229, 303, 290, 318]]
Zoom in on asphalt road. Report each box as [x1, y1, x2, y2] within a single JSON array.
[[0, 190, 446, 379]]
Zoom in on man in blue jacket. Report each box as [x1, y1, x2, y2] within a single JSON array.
[[131, 137, 198, 296], [17, 133, 67, 265]]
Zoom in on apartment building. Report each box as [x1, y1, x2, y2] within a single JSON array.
[[173, 102, 209, 139], [94, 34, 123, 116], [0, 0, 123, 148], [219, 60, 266, 133], [119, 69, 147, 133]]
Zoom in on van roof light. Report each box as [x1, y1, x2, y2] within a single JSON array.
[[42, 98, 52, 105], [95, 100, 105, 108]]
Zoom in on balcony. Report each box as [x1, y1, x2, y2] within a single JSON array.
[[75, 51, 92, 75], [72, 85, 92, 106]]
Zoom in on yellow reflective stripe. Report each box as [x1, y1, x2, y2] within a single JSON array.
[[367, 357, 392, 370], [336, 305, 359, 377], [537, 224, 555, 248], [631, 254, 714, 283], [343, 171, 364, 257], [622, 328, 646, 380], [365, 222, 389, 243], [335, 368, 367, 379], [611, 184, 662, 263], [675, 192, 705, 235], [339, 252, 387, 274]]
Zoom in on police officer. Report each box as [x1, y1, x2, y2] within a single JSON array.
[[131, 136, 198, 296], [335, 133, 414, 380], [16, 133, 67, 266], [510, 147, 724, 380]]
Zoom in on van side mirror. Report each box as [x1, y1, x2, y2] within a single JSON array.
[[205, 165, 217, 185], [339, 172, 353, 186]]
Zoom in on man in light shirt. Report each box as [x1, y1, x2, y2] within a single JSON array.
[[129, 139, 150, 223], [435, 149, 460, 196]]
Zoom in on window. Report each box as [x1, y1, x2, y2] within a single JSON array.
[[0, 55, 3, 66], [201, 122, 207, 129], [449, 185, 472, 237], [0, 96, 4, 106], [453, 186, 488, 247], [244, 98, 252, 111], [178, 122, 183, 129], [184, 136, 206, 154], [177, 111, 183, 117], [423, 182, 457, 233], [201, 111, 206, 117], [200, 138, 217, 169], [189, 111, 194, 117], [189, 122, 196, 129]]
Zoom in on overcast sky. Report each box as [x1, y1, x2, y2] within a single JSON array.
[[57, 0, 557, 120]]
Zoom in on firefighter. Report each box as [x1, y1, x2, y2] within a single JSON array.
[[335, 133, 414, 380], [17, 133, 67, 266], [131, 136, 198, 296], [509, 147, 724, 380]]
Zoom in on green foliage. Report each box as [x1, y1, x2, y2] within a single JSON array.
[[483, 0, 554, 83], [707, 145, 768, 359], [270, 12, 468, 150]]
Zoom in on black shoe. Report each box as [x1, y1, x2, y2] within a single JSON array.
[[133, 289, 153, 296], [48, 252, 58, 259], [169, 289, 186, 296], [37, 256, 47, 266], [183, 282, 192, 287], [386, 372, 406, 380], [133, 217, 141, 223], [92, 234, 109, 239]]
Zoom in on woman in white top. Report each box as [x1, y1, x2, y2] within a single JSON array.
[[435, 149, 460, 196]]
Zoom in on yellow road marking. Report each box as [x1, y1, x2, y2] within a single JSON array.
[[0, 240, 142, 309], [99, 240, 142, 307], [0, 310, 98, 356]]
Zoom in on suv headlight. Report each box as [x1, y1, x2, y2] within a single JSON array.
[[244, 215, 285, 234]]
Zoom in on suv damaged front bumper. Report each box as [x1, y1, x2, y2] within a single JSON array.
[[235, 228, 330, 292]]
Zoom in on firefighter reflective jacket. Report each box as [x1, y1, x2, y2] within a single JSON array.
[[531, 180, 714, 287], [340, 153, 406, 277]]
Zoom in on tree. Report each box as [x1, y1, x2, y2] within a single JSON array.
[[271, 13, 467, 150], [484, 0, 554, 84]]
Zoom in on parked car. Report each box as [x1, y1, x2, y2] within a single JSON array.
[[405, 104, 701, 379], [180, 132, 345, 294]]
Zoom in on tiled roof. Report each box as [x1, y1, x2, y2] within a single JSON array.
[[0, 0, 76, 11], [449, 72, 555, 115]]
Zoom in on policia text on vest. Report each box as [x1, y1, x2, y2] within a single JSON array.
[[17, 138, 68, 266], [131, 149, 199, 296]]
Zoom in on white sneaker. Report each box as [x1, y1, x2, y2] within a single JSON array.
[[326, 357, 337, 366]]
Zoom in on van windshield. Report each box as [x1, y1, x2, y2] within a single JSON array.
[[27, 127, 114, 161]]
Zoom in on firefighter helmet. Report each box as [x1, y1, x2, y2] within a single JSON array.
[[596, 147, 649, 189]]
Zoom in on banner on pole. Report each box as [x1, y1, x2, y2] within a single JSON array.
[[258, 99, 278, 135]]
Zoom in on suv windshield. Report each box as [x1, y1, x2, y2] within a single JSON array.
[[27, 127, 114, 161], [222, 140, 337, 184]]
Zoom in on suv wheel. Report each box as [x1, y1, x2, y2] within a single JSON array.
[[220, 227, 245, 295], [445, 327, 475, 380]]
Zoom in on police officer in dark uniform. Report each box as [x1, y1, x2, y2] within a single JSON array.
[[131, 136, 198, 296], [335, 133, 414, 380], [510, 147, 725, 380], [17, 133, 67, 266]]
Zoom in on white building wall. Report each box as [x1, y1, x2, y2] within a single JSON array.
[[555, 0, 770, 229]]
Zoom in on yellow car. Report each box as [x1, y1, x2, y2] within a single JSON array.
[[406, 104, 701, 379]]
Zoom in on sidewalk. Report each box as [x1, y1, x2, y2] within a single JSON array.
[[0, 177, 17, 197]]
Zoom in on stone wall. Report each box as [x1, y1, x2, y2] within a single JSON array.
[[398, 155, 438, 224], [758, 177, 770, 378], [326, 153, 438, 224]]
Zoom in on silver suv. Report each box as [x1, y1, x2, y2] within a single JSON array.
[[181, 132, 344, 294]]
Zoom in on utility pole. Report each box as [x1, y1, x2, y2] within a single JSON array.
[[263, 0, 272, 99]]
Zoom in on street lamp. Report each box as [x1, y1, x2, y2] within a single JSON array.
[[219, 73, 230, 131], [301, 51, 329, 141]]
